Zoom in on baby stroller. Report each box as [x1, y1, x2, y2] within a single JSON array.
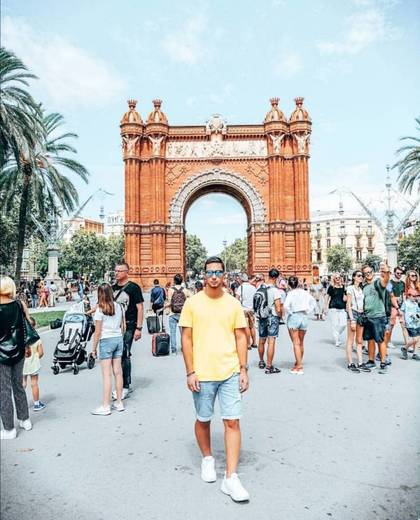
[[51, 302, 95, 375]]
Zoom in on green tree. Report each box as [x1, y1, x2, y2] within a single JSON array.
[[59, 230, 125, 281], [1, 109, 89, 282], [393, 116, 420, 194], [186, 234, 207, 273], [223, 238, 247, 272], [326, 245, 352, 274], [104, 233, 125, 274], [362, 253, 382, 271], [59, 230, 106, 280], [398, 226, 420, 271], [0, 47, 43, 169]]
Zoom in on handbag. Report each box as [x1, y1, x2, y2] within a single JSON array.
[[17, 301, 40, 347], [0, 301, 32, 365], [356, 313, 367, 326]]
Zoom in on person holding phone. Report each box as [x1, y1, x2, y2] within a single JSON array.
[[180, 256, 250, 502]]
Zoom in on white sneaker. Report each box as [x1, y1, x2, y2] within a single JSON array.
[[221, 472, 250, 502], [201, 456, 217, 483], [388, 342, 396, 349], [112, 388, 131, 400], [112, 401, 125, 412], [18, 419, 32, 431], [91, 405, 111, 416], [1, 428, 17, 440]]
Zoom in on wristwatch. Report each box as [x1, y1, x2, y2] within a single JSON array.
[[136, 326, 143, 331], [240, 364, 249, 371]]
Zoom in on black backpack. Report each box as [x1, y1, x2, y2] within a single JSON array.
[[253, 285, 271, 319], [170, 287, 186, 313]]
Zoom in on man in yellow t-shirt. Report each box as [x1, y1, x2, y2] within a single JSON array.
[[180, 256, 250, 503]]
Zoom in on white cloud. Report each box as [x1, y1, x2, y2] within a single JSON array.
[[2, 16, 125, 108], [274, 50, 303, 78], [317, 7, 399, 55], [162, 15, 208, 65]]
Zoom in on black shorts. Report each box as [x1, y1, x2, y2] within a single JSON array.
[[362, 316, 387, 343]]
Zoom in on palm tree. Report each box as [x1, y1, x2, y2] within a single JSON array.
[[393, 117, 420, 194], [0, 110, 89, 282], [0, 47, 43, 168]]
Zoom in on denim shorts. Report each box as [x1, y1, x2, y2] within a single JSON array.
[[407, 327, 420, 338], [258, 315, 280, 338], [362, 316, 387, 343], [287, 312, 308, 331], [99, 336, 124, 360], [193, 373, 242, 422]]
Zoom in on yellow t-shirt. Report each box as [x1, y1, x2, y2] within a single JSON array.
[[179, 291, 247, 381]]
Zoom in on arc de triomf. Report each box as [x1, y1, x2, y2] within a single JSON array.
[[120, 97, 312, 289]]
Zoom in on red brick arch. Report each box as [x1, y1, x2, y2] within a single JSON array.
[[121, 100, 312, 289]]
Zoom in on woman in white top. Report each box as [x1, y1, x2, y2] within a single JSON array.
[[91, 283, 125, 415], [284, 276, 316, 375], [345, 270, 371, 373]]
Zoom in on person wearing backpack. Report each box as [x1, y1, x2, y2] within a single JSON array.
[[361, 262, 391, 374], [165, 274, 189, 354], [254, 268, 283, 374], [150, 279, 166, 315]]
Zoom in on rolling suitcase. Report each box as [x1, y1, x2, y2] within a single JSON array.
[[152, 313, 170, 357], [146, 311, 160, 334]]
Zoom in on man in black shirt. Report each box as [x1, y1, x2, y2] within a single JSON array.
[[112, 262, 144, 399]]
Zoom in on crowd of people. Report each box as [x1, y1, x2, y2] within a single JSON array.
[[1, 259, 419, 502], [16, 277, 93, 309]]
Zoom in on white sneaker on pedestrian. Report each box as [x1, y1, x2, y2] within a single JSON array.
[[221, 472, 250, 502], [112, 401, 125, 412], [112, 388, 131, 401], [388, 342, 396, 349], [91, 405, 111, 416], [201, 456, 217, 483], [18, 419, 32, 431], [1, 428, 17, 440]]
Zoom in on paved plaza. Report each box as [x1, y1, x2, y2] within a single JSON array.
[[1, 316, 419, 520]]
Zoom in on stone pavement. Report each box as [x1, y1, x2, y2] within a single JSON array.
[[1, 317, 419, 520]]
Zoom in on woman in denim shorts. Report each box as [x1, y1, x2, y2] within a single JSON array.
[[284, 276, 316, 375], [345, 270, 371, 373], [91, 283, 125, 416]]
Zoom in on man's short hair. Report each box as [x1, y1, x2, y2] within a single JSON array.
[[394, 266, 404, 273], [204, 256, 225, 271], [174, 274, 183, 285], [361, 264, 371, 272], [153, 279, 159, 285], [268, 268, 280, 279], [116, 261, 130, 271]]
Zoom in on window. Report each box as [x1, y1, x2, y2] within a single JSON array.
[[317, 251, 322, 262], [356, 250, 362, 261], [317, 240, 321, 249], [326, 227, 330, 237], [327, 239, 331, 248], [340, 238, 345, 246]]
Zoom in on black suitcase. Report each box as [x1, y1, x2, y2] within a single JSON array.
[[151, 314, 169, 357], [146, 313, 160, 334]]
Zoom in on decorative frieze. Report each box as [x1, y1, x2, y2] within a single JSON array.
[[165, 139, 267, 159]]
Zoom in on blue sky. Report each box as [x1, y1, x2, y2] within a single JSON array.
[[2, 0, 420, 254]]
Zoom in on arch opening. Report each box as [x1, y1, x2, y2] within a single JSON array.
[[184, 189, 250, 275]]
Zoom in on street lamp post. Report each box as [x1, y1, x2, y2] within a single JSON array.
[[223, 239, 227, 272]]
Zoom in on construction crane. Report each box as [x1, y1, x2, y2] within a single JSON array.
[[330, 167, 420, 267], [31, 189, 113, 281]]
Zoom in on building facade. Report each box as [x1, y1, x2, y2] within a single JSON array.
[[121, 97, 313, 289], [104, 210, 124, 236], [311, 207, 386, 276], [62, 217, 104, 243]]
